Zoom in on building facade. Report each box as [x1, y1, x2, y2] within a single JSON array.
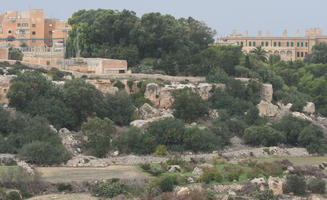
[[0, 9, 70, 48], [217, 28, 327, 61]]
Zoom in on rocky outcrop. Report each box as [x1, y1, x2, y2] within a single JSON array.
[[58, 128, 82, 156], [130, 109, 174, 129], [86, 79, 140, 95], [261, 84, 273, 102], [303, 102, 315, 114], [144, 82, 225, 109], [138, 103, 161, 120], [0, 75, 14, 104], [257, 100, 279, 117], [0, 154, 34, 175]]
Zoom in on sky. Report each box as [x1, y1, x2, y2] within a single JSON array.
[[1, 0, 326, 39]]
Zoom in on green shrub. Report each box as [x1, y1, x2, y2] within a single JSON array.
[[183, 126, 219, 152], [18, 141, 70, 165], [251, 190, 275, 200], [171, 88, 209, 122], [156, 175, 178, 192], [285, 174, 306, 195], [57, 183, 73, 192], [113, 80, 125, 90], [155, 145, 168, 157], [200, 168, 223, 184], [243, 125, 285, 146], [223, 164, 243, 182], [6, 191, 22, 200], [92, 179, 125, 198], [307, 178, 325, 194]]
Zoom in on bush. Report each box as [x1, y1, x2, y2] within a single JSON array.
[[155, 145, 168, 157], [113, 127, 156, 155], [113, 80, 125, 90], [243, 125, 285, 146], [57, 183, 73, 192], [18, 141, 70, 165], [223, 164, 243, 182], [8, 47, 23, 61], [6, 191, 22, 200], [147, 118, 185, 149], [285, 174, 306, 195], [183, 126, 219, 152], [307, 178, 325, 194], [105, 91, 136, 126], [200, 168, 223, 184], [92, 179, 125, 198], [171, 88, 208, 122], [156, 175, 178, 192], [251, 190, 275, 200]]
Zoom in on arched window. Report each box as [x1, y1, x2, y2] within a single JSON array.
[[253, 41, 256, 46], [287, 42, 289, 47], [291, 42, 294, 47], [261, 42, 264, 46], [278, 42, 281, 47], [305, 42, 308, 47], [301, 42, 304, 47], [274, 42, 277, 47], [266, 42, 269, 46], [249, 41, 252, 46]]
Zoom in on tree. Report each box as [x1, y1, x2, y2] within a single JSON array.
[[82, 117, 116, 157], [310, 42, 327, 64], [172, 88, 208, 122], [8, 47, 23, 61], [105, 91, 136, 126], [63, 79, 106, 126], [250, 46, 268, 62], [183, 126, 218, 152]]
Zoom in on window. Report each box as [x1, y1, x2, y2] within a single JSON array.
[[261, 42, 264, 46], [19, 30, 25, 35], [274, 42, 277, 47], [266, 42, 269, 46], [49, 24, 53, 27], [291, 42, 294, 47], [22, 23, 28, 27], [32, 31, 36, 35], [253, 42, 256, 46], [287, 42, 289, 47], [305, 42, 308, 47], [32, 24, 36, 27], [241, 42, 243, 46], [301, 52, 304, 57], [17, 23, 21, 27], [297, 52, 300, 57], [249, 41, 252, 47], [297, 42, 300, 47], [8, 30, 12, 35], [278, 42, 281, 47], [301, 42, 304, 47]]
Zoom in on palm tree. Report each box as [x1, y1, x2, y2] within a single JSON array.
[[251, 46, 268, 62]]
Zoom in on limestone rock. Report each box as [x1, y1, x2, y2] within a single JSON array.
[[49, 125, 58, 133], [257, 100, 279, 117], [268, 176, 284, 195], [58, 128, 81, 156], [261, 84, 273, 102], [251, 178, 266, 185], [169, 165, 181, 173], [176, 187, 190, 197], [303, 102, 315, 114], [130, 112, 174, 129], [192, 167, 204, 175], [138, 103, 160, 120], [209, 109, 219, 120], [187, 177, 195, 183], [199, 163, 214, 169]]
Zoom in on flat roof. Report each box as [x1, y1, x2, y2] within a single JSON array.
[[221, 36, 327, 40]]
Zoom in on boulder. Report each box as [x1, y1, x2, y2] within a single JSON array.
[[303, 102, 315, 114], [257, 100, 279, 117], [65, 155, 110, 167], [251, 178, 266, 185], [58, 128, 81, 156], [187, 177, 196, 183], [169, 165, 181, 173], [176, 187, 190, 197], [192, 167, 204, 175], [261, 84, 273, 102], [138, 103, 160, 120], [199, 163, 215, 169], [130, 112, 174, 129], [268, 176, 284, 196]]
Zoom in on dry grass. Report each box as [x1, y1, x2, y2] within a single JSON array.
[[36, 165, 148, 183], [255, 156, 327, 166]]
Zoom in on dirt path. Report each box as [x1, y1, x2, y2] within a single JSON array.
[[36, 165, 148, 183], [28, 193, 98, 200]]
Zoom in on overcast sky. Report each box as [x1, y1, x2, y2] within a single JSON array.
[[1, 0, 326, 38]]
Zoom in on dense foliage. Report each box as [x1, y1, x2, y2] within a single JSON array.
[[66, 9, 215, 75]]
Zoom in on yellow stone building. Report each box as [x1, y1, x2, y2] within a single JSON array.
[[216, 28, 327, 61], [0, 9, 70, 48]]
